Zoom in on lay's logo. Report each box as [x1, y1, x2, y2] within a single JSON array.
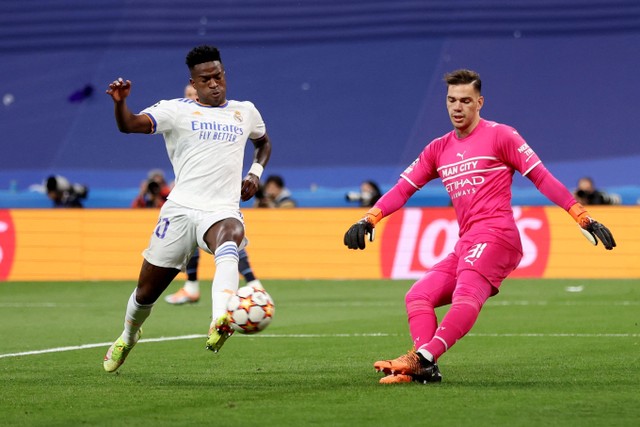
[[379, 207, 550, 279]]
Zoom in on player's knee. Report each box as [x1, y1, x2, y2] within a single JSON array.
[[135, 285, 157, 305], [453, 271, 494, 310], [405, 284, 435, 308], [405, 285, 420, 305], [406, 299, 435, 316], [204, 221, 245, 250], [451, 295, 483, 312]]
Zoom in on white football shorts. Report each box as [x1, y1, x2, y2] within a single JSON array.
[[142, 200, 248, 270]]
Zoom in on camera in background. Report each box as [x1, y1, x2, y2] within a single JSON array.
[[345, 180, 382, 208]]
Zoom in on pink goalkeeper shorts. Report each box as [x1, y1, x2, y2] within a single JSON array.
[[430, 231, 523, 294]]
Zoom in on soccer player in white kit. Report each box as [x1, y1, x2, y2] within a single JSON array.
[[103, 45, 271, 373], [163, 84, 263, 305]]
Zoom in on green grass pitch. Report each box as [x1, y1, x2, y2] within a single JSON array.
[[1, 279, 639, 426]]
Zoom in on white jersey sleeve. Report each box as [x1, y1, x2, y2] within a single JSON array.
[[141, 99, 180, 134], [245, 101, 266, 140]]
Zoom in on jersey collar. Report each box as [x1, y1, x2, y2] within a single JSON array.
[[195, 100, 229, 108]]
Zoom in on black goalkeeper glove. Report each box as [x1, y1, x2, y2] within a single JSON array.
[[344, 207, 382, 250], [344, 220, 375, 250], [570, 203, 616, 250], [579, 220, 617, 250]]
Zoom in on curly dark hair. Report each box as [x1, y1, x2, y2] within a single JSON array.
[[185, 45, 222, 70]]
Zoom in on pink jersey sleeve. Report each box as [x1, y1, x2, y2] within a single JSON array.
[[526, 164, 577, 210], [495, 125, 542, 176], [371, 140, 442, 218], [400, 139, 441, 189], [494, 125, 576, 210], [373, 177, 418, 217]]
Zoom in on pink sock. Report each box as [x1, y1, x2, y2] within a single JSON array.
[[405, 270, 456, 350], [419, 297, 481, 360], [419, 271, 493, 361], [407, 300, 437, 350]]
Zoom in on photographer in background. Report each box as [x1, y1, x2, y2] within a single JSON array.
[[346, 180, 382, 208], [45, 175, 88, 208], [254, 175, 296, 208], [573, 176, 620, 206], [131, 169, 171, 208]]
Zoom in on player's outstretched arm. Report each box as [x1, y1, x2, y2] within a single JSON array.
[[569, 203, 616, 250], [525, 165, 616, 250], [106, 78, 152, 134]]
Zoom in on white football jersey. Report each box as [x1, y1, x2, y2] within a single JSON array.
[[141, 98, 266, 211]]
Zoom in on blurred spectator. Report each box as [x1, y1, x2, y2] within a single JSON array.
[[131, 169, 171, 208], [184, 83, 198, 101], [573, 177, 620, 205], [346, 180, 382, 208], [45, 175, 88, 208], [254, 175, 297, 208]]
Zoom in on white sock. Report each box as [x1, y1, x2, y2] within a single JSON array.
[[211, 242, 239, 321], [417, 348, 435, 363], [122, 289, 153, 345], [184, 280, 200, 295]]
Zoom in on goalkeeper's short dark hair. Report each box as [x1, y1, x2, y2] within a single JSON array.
[[186, 45, 222, 70], [444, 69, 482, 94]]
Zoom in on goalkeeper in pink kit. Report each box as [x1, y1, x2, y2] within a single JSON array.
[[344, 69, 616, 384]]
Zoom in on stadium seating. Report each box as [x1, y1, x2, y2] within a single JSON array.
[[2, 0, 640, 207]]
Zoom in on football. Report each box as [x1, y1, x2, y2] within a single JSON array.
[[226, 284, 275, 334]]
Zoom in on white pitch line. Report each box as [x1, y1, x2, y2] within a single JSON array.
[[0, 333, 394, 359], [0, 303, 62, 308], [1, 301, 638, 308], [0, 332, 637, 360], [0, 334, 206, 359]]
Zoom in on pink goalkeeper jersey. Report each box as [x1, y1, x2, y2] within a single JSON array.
[[401, 119, 541, 246]]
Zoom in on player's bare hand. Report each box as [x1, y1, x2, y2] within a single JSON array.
[[106, 78, 132, 102], [241, 173, 260, 201]]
